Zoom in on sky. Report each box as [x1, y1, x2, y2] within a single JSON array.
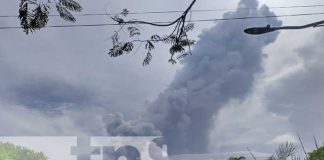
[[0, 0, 324, 158]]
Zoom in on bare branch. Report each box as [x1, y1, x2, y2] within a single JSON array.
[[247, 147, 257, 160], [297, 133, 309, 159], [116, 0, 196, 27]]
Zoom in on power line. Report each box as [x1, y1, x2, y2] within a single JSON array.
[[1, 4, 324, 18], [193, 12, 324, 22], [1, 11, 324, 30]]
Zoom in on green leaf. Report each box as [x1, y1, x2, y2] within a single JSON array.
[[108, 44, 123, 57], [122, 42, 134, 53], [56, 4, 76, 22], [30, 5, 50, 29], [170, 44, 185, 54], [143, 52, 152, 66], [59, 0, 82, 12], [151, 35, 161, 42], [184, 23, 195, 32], [112, 32, 119, 46], [127, 27, 140, 37], [177, 53, 188, 60], [19, 0, 29, 33], [108, 42, 134, 57], [18, 0, 81, 34], [179, 39, 195, 47], [18, 0, 50, 34], [145, 41, 154, 51], [121, 9, 129, 17]]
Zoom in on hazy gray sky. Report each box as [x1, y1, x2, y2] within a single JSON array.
[[0, 0, 324, 156]]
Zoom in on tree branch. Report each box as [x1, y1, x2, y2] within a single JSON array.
[[108, 0, 197, 65]]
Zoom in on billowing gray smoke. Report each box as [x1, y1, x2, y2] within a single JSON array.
[[105, 113, 161, 136], [265, 29, 324, 147], [107, 0, 282, 154]]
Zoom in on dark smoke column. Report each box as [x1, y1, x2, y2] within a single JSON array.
[[146, 0, 282, 154]]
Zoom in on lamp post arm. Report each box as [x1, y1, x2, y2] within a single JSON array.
[[244, 20, 324, 35], [276, 20, 324, 30]]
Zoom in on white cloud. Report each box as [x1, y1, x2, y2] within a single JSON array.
[[209, 24, 324, 154], [268, 133, 298, 144], [208, 89, 292, 152], [0, 101, 108, 136], [264, 29, 324, 148]]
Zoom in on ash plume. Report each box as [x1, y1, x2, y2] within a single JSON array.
[[107, 0, 282, 154]]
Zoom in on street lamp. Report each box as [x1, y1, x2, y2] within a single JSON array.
[[244, 20, 324, 35]]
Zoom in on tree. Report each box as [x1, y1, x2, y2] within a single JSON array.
[[264, 142, 299, 160], [309, 146, 324, 160], [18, 0, 82, 34], [18, 0, 198, 65], [275, 142, 299, 160], [0, 142, 48, 160]]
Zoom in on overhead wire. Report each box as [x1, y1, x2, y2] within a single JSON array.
[[1, 12, 324, 30], [1, 5, 324, 30], [1, 4, 324, 18]]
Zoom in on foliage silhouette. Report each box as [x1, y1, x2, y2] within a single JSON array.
[[17, 0, 198, 65], [108, 0, 197, 65], [19, 0, 82, 34]]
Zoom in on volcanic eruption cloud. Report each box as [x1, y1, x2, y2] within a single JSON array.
[[106, 0, 282, 155]]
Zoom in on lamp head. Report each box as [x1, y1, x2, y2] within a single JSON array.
[[244, 25, 276, 35]]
